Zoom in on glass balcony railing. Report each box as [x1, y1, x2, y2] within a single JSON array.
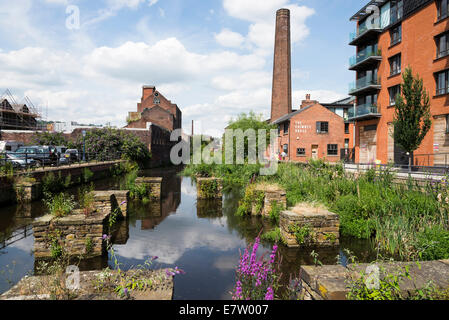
[[349, 18, 381, 43], [349, 76, 381, 93], [349, 47, 382, 68], [348, 103, 380, 120]]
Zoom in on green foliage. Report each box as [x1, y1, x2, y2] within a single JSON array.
[[85, 237, 94, 254], [236, 184, 265, 217], [347, 266, 407, 300], [261, 228, 286, 245], [223, 111, 277, 162], [414, 226, 449, 261], [289, 223, 315, 245], [78, 183, 95, 216], [82, 168, 94, 183], [46, 230, 64, 259], [392, 67, 432, 155], [0, 162, 14, 180], [199, 179, 219, 199], [42, 172, 69, 195], [110, 161, 138, 176], [33, 132, 69, 147], [44, 192, 76, 218], [72, 128, 152, 167], [268, 201, 283, 225]]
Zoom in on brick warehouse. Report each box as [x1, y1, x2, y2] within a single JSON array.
[[269, 8, 355, 163], [273, 95, 355, 163], [349, 0, 449, 166], [126, 85, 182, 132]]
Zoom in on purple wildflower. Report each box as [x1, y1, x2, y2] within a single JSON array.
[[264, 287, 274, 300]]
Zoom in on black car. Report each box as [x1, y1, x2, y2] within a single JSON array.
[[59, 149, 79, 165], [14, 146, 58, 167]]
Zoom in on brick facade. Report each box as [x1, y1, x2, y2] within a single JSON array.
[[351, 1, 449, 165], [271, 8, 292, 122], [275, 103, 351, 163], [126, 86, 182, 132]]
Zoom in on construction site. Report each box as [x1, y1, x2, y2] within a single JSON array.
[[0, 89, 42, 131]]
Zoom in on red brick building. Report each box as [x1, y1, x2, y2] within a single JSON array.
[[126, 86, 182, 132], [349, 0, 449, 166], [272, 95, 354, 163]]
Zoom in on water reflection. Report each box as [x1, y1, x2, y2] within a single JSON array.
[[0, 167, 378, 299]]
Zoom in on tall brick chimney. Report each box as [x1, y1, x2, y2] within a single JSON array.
[[271, 8, 292, 122], [142, 85, 156, 101]]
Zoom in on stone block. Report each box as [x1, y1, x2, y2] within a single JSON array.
[[196, 177, 223, 200], [280, 203, 340, 247]]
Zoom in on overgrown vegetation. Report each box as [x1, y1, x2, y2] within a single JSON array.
[[43, 192, 76, 218], [185, 159, 449, 261], [78, 183, 95, 216], [32, 129, 152, 167]]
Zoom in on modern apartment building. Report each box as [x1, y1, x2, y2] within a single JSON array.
[[349, 0, 449, 166]]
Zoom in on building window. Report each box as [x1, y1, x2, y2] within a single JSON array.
[[365, 124, 377, 131], [390, 0, 403, 24], [316, 121, 329, 134], [436, 69, 449, 95], [389, 85, 401, 106], [389, 54, 401, 76], [390, 25, 402, 46], [327, 144, 338, 156], [345, 123, 350, 134], [283, 144, 288, 154], [345, 139, 350, 149], [284, 122, 289, 135], [438, 0, 449, 20], [436, 32, 449, 59], [446, 114, 449, 134], [296, 148, 306, 156]]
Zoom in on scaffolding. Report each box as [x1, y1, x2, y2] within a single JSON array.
[[0, 89, 42, 131]]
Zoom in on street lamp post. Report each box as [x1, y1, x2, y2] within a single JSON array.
[[82, 130, 86, 162]]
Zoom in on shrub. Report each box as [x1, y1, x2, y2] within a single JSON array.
[[44, 192, 76, 218], [268, 201, 283, 225], [236, 184, 264, 217], [415, 226, 449, 261], [261, 228, 286, 245], [78, 183, 95, 216]]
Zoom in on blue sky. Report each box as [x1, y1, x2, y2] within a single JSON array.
[[0, 0, 366, 136]]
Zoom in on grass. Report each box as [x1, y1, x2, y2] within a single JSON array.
[[184, 160, 449, 261]]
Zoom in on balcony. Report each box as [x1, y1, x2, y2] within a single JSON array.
[[349, 23, 382, 46], [349, 48, 382, 71], [348, 103, 381, 121], [349, 76, 381, 96]]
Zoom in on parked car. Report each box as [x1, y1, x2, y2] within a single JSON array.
[[0, 152, 36, 169], [59, 149, 79, 165], [13, 146, 58, 167]]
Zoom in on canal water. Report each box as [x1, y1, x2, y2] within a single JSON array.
[[0, 167, 377, 299]]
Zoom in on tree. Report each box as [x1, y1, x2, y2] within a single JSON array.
[[392, 67, 431, 172], [223, 111, 277, 163]]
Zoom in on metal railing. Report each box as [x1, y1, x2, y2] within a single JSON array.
[[0, 150, 123, 174]]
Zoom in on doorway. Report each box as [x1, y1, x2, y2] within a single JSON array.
[[311, 145, 319, 160]]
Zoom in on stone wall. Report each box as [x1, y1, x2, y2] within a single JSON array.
[[135, 177, 162, 199], [93, 190, 130, 217], [15, 182, 42, 203], [196, 177, 223, 200], [280, 204, 340, 247], [251, 185, 287, 217], [33, 211, 109, 259]]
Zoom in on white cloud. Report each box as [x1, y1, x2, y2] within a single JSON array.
[[222, 0, 315, 51], [214, 29, 245, 48]]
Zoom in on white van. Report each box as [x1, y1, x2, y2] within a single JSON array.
[[0, 141, 24, 152]]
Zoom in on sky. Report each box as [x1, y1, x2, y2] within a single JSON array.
[[0, 0, 366, 137]]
